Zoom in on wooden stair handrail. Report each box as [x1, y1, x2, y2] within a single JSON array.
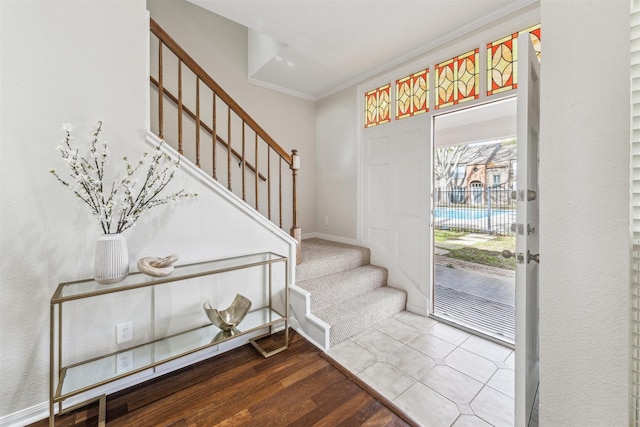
[[150, 76, 267, 182], [150, 18, 292, 165], [150, 17, 302, 263]]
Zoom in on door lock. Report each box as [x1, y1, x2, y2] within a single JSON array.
[[511, 223, 528, 235], [511, 190, 537, 201], [501, 250, 524, 263], [502, 250, 539, 264]]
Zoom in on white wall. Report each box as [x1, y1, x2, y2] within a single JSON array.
[[315, 87, 358, 240], [0, 0, 150, 418], [539, 0, 630, 424], [147, 0, 317, 236], [314, 1, 632, 423], [0, 0, 294, 422]]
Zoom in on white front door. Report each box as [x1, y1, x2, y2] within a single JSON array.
[[515, 32, 541, 426], [360, 118, 430, 313]]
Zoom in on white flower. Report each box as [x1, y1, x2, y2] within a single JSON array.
[[51, 121, 196, 234]]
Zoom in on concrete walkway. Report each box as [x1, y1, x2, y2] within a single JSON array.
[[435, 257, 514, 306]]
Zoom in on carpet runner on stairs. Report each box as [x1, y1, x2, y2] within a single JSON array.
[[296, 238, 407, 347]]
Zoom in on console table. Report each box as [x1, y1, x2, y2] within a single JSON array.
[[49, 252, 289, 427]]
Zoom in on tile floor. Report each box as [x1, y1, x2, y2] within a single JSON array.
[[327, 311, 519, 427]]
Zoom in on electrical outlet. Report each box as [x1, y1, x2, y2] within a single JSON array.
[[116, 350, 133, 374], [324, 216, 329, 226], [116, 321, 133, 344]]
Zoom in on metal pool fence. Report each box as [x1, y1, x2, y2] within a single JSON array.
[[434, 188, 516, 235]]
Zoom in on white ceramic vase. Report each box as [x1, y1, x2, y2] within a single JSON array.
[[93, 233, 129, 284]]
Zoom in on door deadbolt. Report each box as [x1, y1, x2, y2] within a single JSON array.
[[511, 190, 537, 201], [503, 250, 539, 264]]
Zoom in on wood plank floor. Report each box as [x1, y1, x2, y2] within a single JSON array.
[[32, 330, 411, 427]]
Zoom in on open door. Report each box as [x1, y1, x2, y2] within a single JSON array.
[[514, 32, 540, 426], [360, 117, 431, 314]]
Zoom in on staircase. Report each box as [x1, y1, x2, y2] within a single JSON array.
[[149, 19, 301, 262], [149, 21, 405, 348], [295, 238, 407, 347]]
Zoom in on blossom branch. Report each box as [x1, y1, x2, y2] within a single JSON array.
[[51, 121, 196, 234]]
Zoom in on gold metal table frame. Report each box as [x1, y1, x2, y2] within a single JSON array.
[[49, 252, 289, 427]]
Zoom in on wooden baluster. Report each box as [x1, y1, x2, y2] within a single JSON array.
[[242, 121, 246, 201], [268, 147, 272, 220], [158, 42, 164, 139], [290, 149, 301, 264], [227, 106, 232, 191], [196, 78, 201, 168], [177, 60, 183, 154], [212, 93, 217, 180], [150, 20, 299, 243], [255, 134, 259, 211], [279, 157, 283, 229]]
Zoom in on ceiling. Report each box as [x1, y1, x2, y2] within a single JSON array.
[[188, 0, 535, 100], [434, 97, 517, 147]]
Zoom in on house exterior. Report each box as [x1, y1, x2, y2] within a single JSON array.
[[0, 1, 630, 427], [441, 142, 517, 206], [457, 143, 516, 191]]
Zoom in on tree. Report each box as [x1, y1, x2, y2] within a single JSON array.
[[434, 145, 468, 191]]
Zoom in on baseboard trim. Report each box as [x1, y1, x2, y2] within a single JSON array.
[[1, 329, 268, 427], [302, 233, 358, 246], [0, 401, 48, 427], [406, 301, 429, 316]]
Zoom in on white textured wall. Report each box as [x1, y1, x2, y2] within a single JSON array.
[[539, 0, 630, 424], [0, 0, 150, 418], [147, 0, 317, 235], [315, 87, 358, 240], [0, 0, 293, 421]]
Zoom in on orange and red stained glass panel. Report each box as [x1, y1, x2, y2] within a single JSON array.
[[487, 33, 518, 96], [487, 24, 541, 97], [365, 84, 391, 128], [435, 49, 479, 110], [523, 24, 541, 62], [396, 68, 429, 120]]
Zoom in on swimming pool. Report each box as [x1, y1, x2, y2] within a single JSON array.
[[434, 207, 515, 220]]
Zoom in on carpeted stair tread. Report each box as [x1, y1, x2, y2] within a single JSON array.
[[314, 286, 407, 346], [297, 265, 388, 311], [296, 238, 370, 282], [295, 238, 407, 347]]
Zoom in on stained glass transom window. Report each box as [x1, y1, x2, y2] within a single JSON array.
[[365, 84, 391, 128], [487, 24, 541, 97], [396, 69, 429, 120], [522, 24, 542, 62], [487, 33, 518, 96], [435, 49, 479, 110]]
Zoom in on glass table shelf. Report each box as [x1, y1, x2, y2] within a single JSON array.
[[50, 252, 289, 426], [55, 307, 285, 401], [53, 252, 287, 302]]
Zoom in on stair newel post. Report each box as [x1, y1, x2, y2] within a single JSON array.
[[290, 149, 302, 264]]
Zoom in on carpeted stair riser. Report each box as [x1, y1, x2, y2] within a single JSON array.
[[297, 265, 388, 312], [296, 238, 370, 282], [296, 238, 407, 347], [315, 287, 407, 347]]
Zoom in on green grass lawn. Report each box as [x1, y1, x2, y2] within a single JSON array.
[[435, 230, 516, 270], [434, 229, 466, 242]]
